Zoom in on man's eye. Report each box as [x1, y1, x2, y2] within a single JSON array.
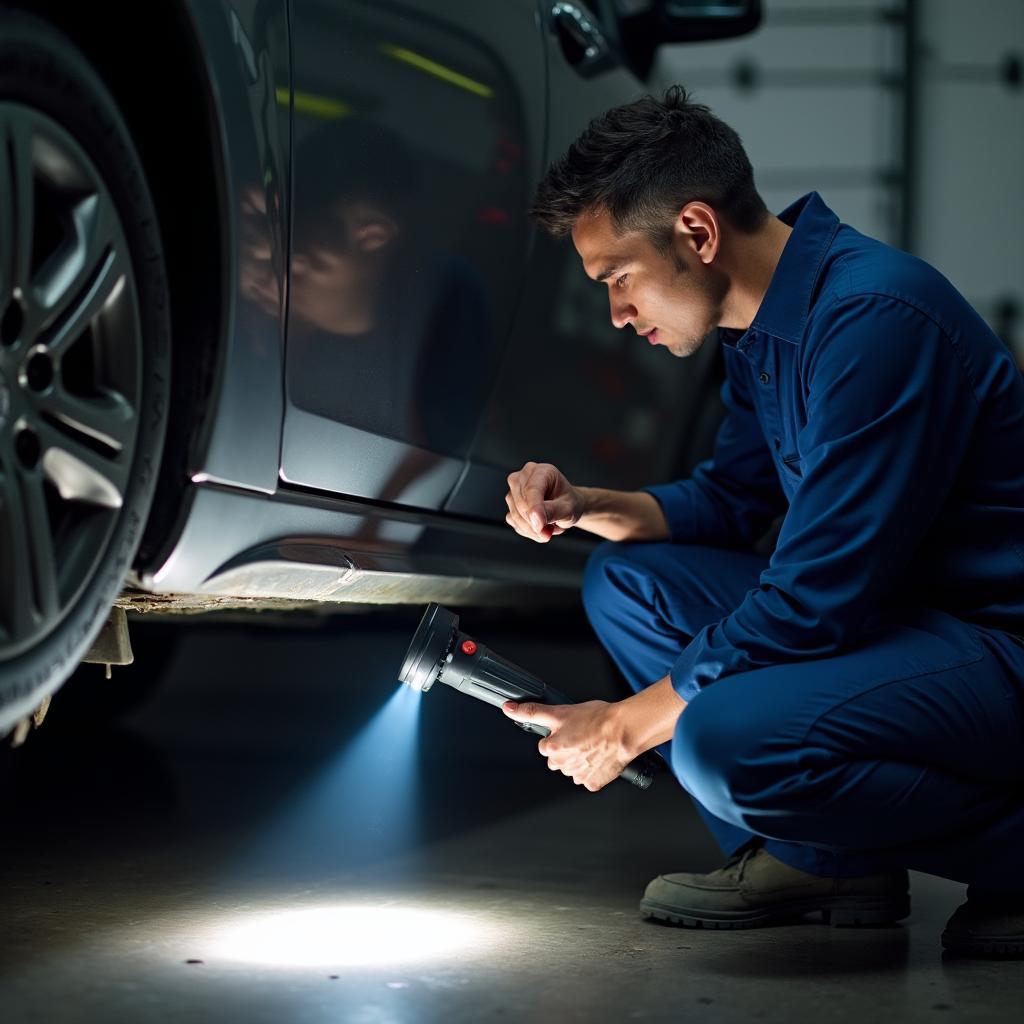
[[615, 274, 628, 288]]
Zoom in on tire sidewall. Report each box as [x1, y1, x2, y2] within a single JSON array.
[[0, 10, 171, 726]]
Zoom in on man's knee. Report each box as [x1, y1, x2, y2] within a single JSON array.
[[581, 539, 688, 620], [581, 540, 629, 622], [671, 685, 804, 824], [671, 689, 743, 822]]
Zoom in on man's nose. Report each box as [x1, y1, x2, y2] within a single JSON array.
[[610, 297, 637, 330]]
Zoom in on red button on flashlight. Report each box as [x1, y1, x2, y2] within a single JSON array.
[[461, 640, 478, 656]]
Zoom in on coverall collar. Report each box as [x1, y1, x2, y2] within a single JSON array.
[[723, 191, 841, 348]]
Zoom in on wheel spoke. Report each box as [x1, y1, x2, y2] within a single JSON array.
[[0, 453, 56, 640], [37, 383, 135, 454], [0, 113, 35, 302], [17, 462, 59, 621], [36, 414, 128, 508], [0, 458, 33, 638], [35, 196, 127, 356], [0, 128, 12, 303]]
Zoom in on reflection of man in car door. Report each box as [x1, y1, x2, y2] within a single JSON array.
[[503, 87, 1024, 957], [242, 118, 491, 509]]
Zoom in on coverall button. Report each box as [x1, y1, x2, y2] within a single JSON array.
[[759, 371, 771, 385]]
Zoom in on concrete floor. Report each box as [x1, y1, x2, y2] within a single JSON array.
[[2, 609, 1022, 1023]]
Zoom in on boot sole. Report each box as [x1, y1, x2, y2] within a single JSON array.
[[640, 894, 910, 929]]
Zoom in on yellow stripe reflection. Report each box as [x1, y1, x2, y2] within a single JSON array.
[[378, 44, 493, 98], [276, 86, 352, 119]]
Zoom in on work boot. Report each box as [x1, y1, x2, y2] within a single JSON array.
[[941, 890, 1024, 957], [640, 844, 910, 929]]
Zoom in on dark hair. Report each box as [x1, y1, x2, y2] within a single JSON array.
[[531, 85, 768, 248], [293, 118, 418, 249]]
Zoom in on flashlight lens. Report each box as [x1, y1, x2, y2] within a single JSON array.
[[399, 603, 458, 692]]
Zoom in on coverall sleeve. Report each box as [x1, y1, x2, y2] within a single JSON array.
[[668, 295, 979, 702], [642, 346, 788, 549]]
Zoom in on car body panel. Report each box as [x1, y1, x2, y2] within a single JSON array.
[[138, 1, 736, 606], [181, 0, 290, 495], [138, 479, 591, 606], [280, 409, 465, 509], [278, 0, 546, 510]]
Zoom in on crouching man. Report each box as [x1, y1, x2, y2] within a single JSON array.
[[503, 87, 1024, 958]]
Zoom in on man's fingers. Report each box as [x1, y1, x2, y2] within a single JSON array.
[[504, 463, 573, 540], [504, 495, 534, 536], [502, 700, 562, 732], [543, 495, 576, 527], [505, 470, 545, 539], [517, 465, 554, 533], [505, 491, 557, 543], [506, 516, 552, 544], [505, 506, 549, 544], [521, 493, 547, 533]]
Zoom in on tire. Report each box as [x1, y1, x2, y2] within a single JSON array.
[[0, 9, 171, 734]]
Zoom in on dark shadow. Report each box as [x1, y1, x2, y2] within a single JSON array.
[[671, 921, 913, 979], [1, 612, 616, 881]]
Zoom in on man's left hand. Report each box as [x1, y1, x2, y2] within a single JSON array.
[[501, 699, 631, 792], [502, 675, 687, 792]]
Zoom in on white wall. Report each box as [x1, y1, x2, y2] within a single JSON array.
[[652, 0, 1024, 363], [915, 0, 1023, 359]]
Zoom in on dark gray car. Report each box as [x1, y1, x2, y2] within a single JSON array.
[[0, 0, 759, 734]]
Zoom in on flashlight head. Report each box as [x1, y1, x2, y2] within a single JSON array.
[[399, 603, 458, 692]]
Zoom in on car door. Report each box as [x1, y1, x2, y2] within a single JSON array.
[[280, 0, 545, 511]]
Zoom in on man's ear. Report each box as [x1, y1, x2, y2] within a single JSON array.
[[675, 202, 720, 265]]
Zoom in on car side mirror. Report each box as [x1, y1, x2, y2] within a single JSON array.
[[652, 0, 762, 43], [613, 0, 762, 80]]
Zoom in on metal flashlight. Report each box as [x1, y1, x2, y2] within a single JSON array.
[[399, 603, 660, 790]]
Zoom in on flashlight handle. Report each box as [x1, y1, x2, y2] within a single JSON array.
[[619, 753, 659, 790], [542, 684, 576, 706], [512, 712, 660, 790], [442, 641, 659, 790]]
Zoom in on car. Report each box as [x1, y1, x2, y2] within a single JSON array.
[[0, 0, 760, 737]]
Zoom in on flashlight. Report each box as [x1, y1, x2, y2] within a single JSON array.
[[399, 603, 660, 790]]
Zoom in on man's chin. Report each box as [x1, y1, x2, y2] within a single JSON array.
[[664, 334, 707, 358]]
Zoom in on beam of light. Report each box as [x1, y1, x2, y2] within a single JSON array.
[[235, 683, 424, 877], [210, 904, 496, 967], [378, 43, 494, 98]]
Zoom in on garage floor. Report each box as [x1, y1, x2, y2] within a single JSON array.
[[2, 610, 1022, 1023]]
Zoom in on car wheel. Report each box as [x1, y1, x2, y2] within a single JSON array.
[[0, 9, 171, 735]]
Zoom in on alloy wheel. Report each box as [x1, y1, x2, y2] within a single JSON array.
[[0, 103, 142, 660]]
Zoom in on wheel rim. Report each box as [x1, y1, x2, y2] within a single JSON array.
[[0, 103, 143, 660]]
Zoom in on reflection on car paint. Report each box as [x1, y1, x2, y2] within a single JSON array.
[[282, 0, 532, 509]]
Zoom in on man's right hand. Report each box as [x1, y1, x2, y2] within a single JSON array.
[[505, 462, 583, 543]]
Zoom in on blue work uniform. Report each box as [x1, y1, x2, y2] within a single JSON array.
[[583, 192, 1024, 888]]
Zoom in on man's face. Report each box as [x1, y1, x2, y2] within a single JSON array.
[[289, 201, 398, 334], [571, 206, 725, 358]]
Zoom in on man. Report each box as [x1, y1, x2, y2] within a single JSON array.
[[501, 86, 1024, 957]]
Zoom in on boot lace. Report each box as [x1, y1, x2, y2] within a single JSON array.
[[722, 844, 759, 880]]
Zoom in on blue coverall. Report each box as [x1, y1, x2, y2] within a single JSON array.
[[583, 193, 1024, 891]]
